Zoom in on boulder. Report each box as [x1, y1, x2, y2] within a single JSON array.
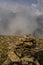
[[8, 51, 20, 62]]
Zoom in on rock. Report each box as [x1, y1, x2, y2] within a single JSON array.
[[8, 51, 20, 62], [14, 46, 24, 58], [35, 51, 43, 65], [24, 34, 31, 39], [24, 42, 33, 47], [0, 35, 43, 65], [21, 56, 34, 65], [2, 57, 12, 65]]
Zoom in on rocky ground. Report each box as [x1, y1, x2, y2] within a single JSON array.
[[0, 35, 43, 65]]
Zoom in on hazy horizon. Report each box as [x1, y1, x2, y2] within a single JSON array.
[[0, 0, 43, 38]]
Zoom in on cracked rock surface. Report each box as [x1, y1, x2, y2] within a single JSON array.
[[0, 35, 43, 65]]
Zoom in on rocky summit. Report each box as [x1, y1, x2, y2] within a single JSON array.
[[0, 35, 43, 65]]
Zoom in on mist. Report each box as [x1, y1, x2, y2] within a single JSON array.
[[33, 14, 43, 38], [0, 2, 43, 38]]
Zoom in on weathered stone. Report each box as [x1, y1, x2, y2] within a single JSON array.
[[8, 51, 20, 62], [0, 35, 43, 65], [21, 56, 34, 65], [21, 56, 34, 62], [24, 42, 33, 47], [2, 58, 12, 65]]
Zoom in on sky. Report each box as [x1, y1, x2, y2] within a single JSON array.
[[0, 0, 43, 38], [0, 0, 38, 3]]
